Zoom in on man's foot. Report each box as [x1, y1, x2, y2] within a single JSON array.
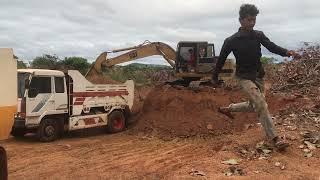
[[218, 107, 234, 119], [273, 137, 289, 151]]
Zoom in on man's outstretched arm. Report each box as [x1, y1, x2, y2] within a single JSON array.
[[213, 38, 232, 81], [259, 31, 288, 56], [259, 31, 301, 58]]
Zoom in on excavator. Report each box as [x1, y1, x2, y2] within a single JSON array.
[[85, 40, 234, 87]]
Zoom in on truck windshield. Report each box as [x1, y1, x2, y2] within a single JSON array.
[[17, 72, 30, 98]]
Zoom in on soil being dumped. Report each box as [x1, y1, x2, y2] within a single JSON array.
[[131, 85, 263, 139]]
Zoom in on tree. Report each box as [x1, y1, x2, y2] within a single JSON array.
[[260, 56, 277, 65], [17, 61, 27, 69], [14, 54, 27, 69], [59, 57, 90, 75], [31, 54, 59, 69]]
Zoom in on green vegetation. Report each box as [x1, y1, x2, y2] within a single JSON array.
[[260, 56, 278, 65], [17, 61, 27, 69], [19, 54, 172, 85], [102, 63, 172, 86], [23, 54, 91, 75]]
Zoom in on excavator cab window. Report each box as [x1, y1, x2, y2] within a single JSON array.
[[198, 43, 216, 64], [178, 46, 196, 72]]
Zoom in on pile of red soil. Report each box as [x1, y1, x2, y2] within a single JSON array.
[[131, 85, 262, 139]]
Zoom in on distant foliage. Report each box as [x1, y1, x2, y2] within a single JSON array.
[[59, 57, 90, 75], [31, 54, 59, 69], [103, 63, 173, 86], [17, 61, 27, 69], [260, 56, 279, 80], [30, 54, 90, 75], [14, 55, 27, 69], [260, 56, 277, 65]]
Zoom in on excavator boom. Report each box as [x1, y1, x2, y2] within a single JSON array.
[[86, 41, 176, 79]]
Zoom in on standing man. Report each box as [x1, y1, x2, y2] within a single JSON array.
[[213, 4, 300, 150]]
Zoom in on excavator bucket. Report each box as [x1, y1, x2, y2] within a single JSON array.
[[85, 52, 107, 81]]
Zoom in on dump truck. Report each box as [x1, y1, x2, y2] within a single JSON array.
[[12, 69, 134, 142], [86, 40, 234, 87]]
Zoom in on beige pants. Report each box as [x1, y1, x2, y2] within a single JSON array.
[[228, 77, 277, 140]]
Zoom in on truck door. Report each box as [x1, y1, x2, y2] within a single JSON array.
[[26, 76, 55, 118], [53, 76, 68, 114]]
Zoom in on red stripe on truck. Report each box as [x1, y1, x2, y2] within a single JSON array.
[[75, 97, 85, 101], [83, 118, 96, 125], [74, 101, 84, 105], [73, 91, 129, 97]]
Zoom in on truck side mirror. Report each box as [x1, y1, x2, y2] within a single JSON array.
[[24, 79, 30, 89], [28, 88, 38, 98]]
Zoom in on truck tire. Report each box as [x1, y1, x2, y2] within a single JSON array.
[[37, 118, 59, 142], [0, 146, 8, 180], [107, 110, 126, 133], [11, 128, 26, 138]]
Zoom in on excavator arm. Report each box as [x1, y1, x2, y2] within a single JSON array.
[[86, 41, 176, 79]]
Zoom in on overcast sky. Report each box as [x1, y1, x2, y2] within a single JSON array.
[[0, 0, 319, 64]]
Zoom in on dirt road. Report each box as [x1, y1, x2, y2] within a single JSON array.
[[2, 125, 319, 179], [1, 85, 320, 179]]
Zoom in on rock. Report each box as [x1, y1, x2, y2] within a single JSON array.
[[244, 124, 254, 130], [287, 126, 297, 131], [256, 141, 273, 154], [299, 145, 305, 149], [239, 149, 248, 154], [304, 152, 313, 158], [258, 156, 267, 160], [58, 144, 71, 149], [275, 162, 281, 167], [206, 124, 213, 130], [189, 169, 206, 176], [286, 135, 297, 141], [281, 165, 286, 170], [262, 149, 272, 154], [221, 146, 228, 151], [224, 166, 245, 176], [304, 141, 316, 150], [221, 159, 240, 165], [303, 148, 311, 153]]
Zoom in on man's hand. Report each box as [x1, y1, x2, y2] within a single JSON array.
[[287, 50, 301, 59]]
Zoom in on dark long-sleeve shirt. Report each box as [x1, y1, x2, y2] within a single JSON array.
[[215, 29, 289, 80]]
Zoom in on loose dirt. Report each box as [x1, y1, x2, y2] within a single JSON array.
[[1, 84, 319, 179], [130, 85, 257, 139]]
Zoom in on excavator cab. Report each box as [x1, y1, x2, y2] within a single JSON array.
[[175, 41, 234, 80]]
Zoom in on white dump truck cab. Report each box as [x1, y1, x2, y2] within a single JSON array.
[[13, 69, 134, 142]]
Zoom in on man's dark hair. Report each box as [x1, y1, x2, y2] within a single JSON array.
[[239, 4, 259, 19]]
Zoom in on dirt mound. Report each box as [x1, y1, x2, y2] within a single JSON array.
[[131, 84, 262, 139], [86, 75, 120, 84]]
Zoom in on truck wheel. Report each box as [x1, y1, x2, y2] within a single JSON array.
[[107, 110, 126, 133], [11, 128, 26, 138], [37, 119, 59, 142]]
